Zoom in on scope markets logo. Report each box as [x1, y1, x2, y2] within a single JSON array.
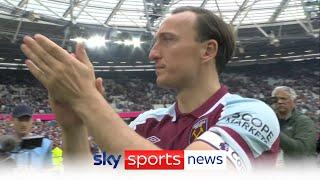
[[124, 150, 226, 170]]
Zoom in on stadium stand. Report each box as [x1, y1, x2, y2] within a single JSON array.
[[1, 61, 319, 151]]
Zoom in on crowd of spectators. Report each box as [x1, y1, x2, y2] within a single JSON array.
[[0, 61, 319, 150]]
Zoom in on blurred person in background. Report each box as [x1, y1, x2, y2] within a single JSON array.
[[9, 104, 52, 169], [272, 86, 317, 166], [52, 142, 63, 170]]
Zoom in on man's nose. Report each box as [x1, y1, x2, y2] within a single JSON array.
[[277, 98, 284, 104], [148, 44, 161, 62]]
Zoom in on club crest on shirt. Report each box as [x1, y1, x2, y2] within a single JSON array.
[[189, 117, 208, 144], [219, 142, 229, 151]]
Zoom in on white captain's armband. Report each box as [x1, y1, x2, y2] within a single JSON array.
[[196, 131, 252, 172]]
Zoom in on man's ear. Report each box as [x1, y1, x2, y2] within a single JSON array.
[[200, 39, 218, 63]]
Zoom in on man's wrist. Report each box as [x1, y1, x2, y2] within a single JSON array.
[[62, 123, 91, 165], [70, 89, 105, 120], [70, 88, 102, 108], [61, 122, 87, 133]]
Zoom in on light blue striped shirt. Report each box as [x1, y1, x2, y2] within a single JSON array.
[[10, 138, 53, 169]]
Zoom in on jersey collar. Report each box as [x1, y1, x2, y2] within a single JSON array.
[[173, 85, 229, 122]]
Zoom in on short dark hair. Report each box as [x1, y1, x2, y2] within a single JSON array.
[[172, 6, 235, 74]]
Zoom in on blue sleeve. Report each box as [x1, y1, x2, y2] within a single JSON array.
[[42, 138, 53, 168], [212, 98, 280, 158]]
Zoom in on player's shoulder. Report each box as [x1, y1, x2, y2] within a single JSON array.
[[135, 103, 175, 121], [212, 94, 280, 158], [223, 93, 276, 118], [129, 104, 175, 129], [219, 93, 280, 140]]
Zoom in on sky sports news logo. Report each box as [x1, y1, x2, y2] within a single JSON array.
[[93, 152, 122, 168], [93, 150, 226, 170]]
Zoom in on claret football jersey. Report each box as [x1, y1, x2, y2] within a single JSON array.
[[129, 86, 280, 170]]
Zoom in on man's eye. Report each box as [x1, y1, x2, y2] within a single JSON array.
[[163, 37, 174, 41]]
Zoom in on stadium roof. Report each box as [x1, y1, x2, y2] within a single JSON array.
[[0, 0, 318, 29], [0, 0, 319, 72]]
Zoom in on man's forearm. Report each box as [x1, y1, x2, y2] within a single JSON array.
[[280, 119, 317, 155], [71, 91, 159, 154], [280, 132, 305, 154], [62, 125, 91, 164]]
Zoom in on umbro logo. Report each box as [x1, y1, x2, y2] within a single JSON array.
[[146, 136, 161, 144]]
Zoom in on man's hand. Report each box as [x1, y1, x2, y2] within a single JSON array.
[[21, 34, 158, 155], [50, 77, 105, 129], [30, 38, 106, 164], [21, 34, 98, 105], [49, 77, 104, 165], [48, 41, 105, 130]]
